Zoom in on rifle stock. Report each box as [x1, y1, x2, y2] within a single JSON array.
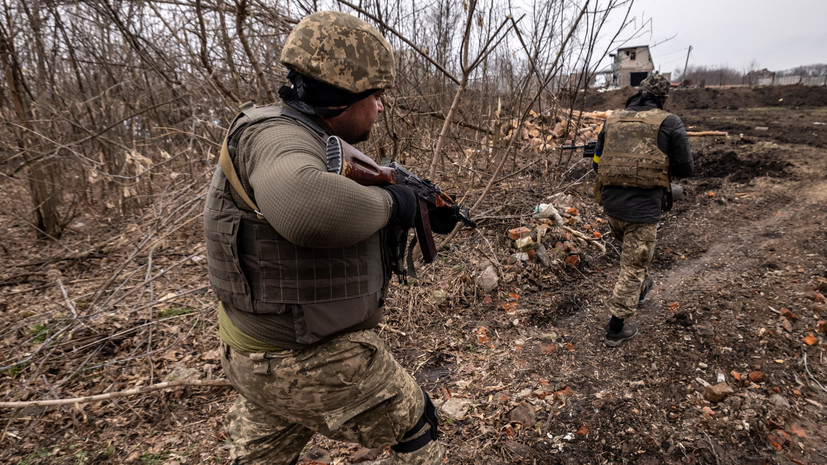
[[326, 135, 396, 185]]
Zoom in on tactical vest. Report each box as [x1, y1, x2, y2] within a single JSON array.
[[204, 104, 389, 344], [597, 108, 671, 190]]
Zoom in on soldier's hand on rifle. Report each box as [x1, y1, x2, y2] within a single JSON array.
[[383, 185, 417, 229], [429, 202, 460, 234]]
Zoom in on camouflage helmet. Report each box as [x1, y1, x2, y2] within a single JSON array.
[[280, 11, 395, 94], [640, 74, 670, 99]]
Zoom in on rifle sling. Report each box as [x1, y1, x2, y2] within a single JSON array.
[[216, 105, 326, 222], [219, 134, 265, 220], [406, 235, 418, 280]]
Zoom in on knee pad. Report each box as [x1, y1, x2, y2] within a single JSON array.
[[390, 387, 439, 453]]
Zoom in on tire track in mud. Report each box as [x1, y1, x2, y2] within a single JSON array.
[[654, 200, 798, 305], [655, 147, 827, 308]]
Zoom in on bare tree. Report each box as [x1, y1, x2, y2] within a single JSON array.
[[1, 0, 63, 238]]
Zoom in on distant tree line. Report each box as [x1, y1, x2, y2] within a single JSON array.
[[780, 64, 827, 77], [677, 63, 827, 87]]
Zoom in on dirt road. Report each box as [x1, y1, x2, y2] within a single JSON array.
[[536, 105, 827, 464], [411, 92, 827, 464]]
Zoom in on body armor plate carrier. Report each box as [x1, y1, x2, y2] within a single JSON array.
[[204, 104, 389, 345], [598, 108, 671, 190]]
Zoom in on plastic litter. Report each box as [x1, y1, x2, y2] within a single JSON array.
[[533, 203, 564, 226]]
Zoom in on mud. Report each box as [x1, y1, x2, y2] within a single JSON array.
[[584, 84, 827, 112]]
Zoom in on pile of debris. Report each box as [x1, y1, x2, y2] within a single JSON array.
[[475, 193, 606, 293], [501, 109, 613, 151], [500, 108, 729, 153]]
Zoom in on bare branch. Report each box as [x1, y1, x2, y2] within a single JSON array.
[[0, 379, 232, 409]]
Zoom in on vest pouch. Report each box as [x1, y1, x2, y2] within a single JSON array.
[[204, 175, 256, 313], [292, 293, 383, 345]]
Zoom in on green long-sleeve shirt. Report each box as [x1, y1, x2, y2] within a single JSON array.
[[234, 117, 392, 247], [220, 114, 392, 351]]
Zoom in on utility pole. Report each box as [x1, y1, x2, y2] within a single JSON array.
[[682, 45, 693, 84]]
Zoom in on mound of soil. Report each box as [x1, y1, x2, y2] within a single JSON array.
[[584, 84, 827, 111], [694, 141, 796, 183]]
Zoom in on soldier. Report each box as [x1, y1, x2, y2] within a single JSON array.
[[204, 11, 454, 464], [593, 73, 694, 347]]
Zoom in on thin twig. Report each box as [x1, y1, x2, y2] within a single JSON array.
[[378, 323, 407, 337], [561, 225, 606, 253], [802, 345, 827, 394], [0, 379, 232, 409], [145, 247, 156, 383], [57, 278, 78, 318], [701, 429, 720, 465], [0, 322, 71, 371], [476, 229, 504, 274]]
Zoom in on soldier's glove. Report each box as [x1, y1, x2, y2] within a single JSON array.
[[429, 203, 460, 234], [383, 185, 417, 229]]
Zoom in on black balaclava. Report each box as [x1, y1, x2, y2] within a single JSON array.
[[278, 70, 376, 118]]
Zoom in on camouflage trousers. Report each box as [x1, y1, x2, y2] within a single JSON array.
[[220, 329, 444, 465], [607, 217, 658, 319]]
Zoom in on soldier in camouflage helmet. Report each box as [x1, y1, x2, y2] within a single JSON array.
[[640, 74, 671, 104], [280, 10, 395, 95], [205, 10, 449, 464], [592, 73, 694, 347]]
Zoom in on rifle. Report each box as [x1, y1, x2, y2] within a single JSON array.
[[560, 140, 597, 158], [325, 136, 476, 264]]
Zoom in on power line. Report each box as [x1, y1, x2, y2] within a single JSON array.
[[657, 47, 693, 58]]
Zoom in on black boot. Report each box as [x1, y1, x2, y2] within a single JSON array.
[[638, 278, 654, 305], [605, 316, 638, 347]]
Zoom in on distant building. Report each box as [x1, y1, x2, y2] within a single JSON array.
[[610, 46, 655, 87]]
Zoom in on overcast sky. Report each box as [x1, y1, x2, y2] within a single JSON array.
[[608, 0, 827, 73]]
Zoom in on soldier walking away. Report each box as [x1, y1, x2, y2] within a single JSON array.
[[593, 74, 694, 347], [204, 11, 456, 464]]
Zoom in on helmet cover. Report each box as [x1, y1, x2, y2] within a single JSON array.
[[640, 74, 670, 99], [281, 11, 395, 94]]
